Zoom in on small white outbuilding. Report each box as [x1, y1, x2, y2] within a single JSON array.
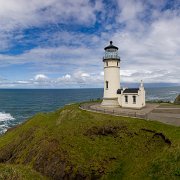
[[101, 41, 146, 109]]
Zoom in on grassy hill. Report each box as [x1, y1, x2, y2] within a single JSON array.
[[0, 103, 179, 179], [0, 164, 46, 179]]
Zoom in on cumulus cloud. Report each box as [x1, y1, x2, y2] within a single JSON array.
[[0, 0, 104, 52], [117, 0, 144, 22], [0, 71, 103, 88], [112, 0, 180, 85], [34, 74, 49, 81], [0, 0, 179, 88], [0, 0, 103, 31]]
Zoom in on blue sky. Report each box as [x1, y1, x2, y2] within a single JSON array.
[[0, 0, 180, 88]]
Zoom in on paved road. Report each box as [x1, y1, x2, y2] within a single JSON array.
[[80, 102, 180, 126], [148, 112, 180, 126]]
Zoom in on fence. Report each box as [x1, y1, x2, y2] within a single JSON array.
[[80, 103, 149, 120]]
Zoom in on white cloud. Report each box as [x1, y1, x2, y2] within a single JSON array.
[[34, 74, 48, 81], [100, 71, 104, 76], [81, 73, 90, 77], [0, 0, 104, 51], [57, 74, 71, 82], [0, 0, 103, 32], [117, 0, 144, 22], [16, 80, 29, 84], [64, 74, 71, 79], [0, 0, 179, 88], [111, 2, 180, 84]]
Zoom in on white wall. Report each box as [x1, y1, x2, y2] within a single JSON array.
[[140, 87, 146, 107], [118, 88, 146, 109], [101, 59, 120, 107], [103, 60, 120, 99]]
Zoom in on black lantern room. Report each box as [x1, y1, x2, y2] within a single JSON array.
[[103, 41, 120, 61]]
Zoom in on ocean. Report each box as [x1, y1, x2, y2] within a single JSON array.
[[0, 87, 179, 134]]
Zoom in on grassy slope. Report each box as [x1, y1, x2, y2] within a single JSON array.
[[0, 164, 46, 180], [0, 103, 179, 179]]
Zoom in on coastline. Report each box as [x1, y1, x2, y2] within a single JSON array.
[[0, 102, 179, 179]]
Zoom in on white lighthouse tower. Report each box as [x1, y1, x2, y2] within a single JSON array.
[[101, 41, 120, 107]]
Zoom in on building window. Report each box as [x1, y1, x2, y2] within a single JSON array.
[[106, 81, 108, 89], [125, 96, 128, 103], [117, 62, 118, 66], [133, 96, 136, 104], [106, 62, 108, 67]]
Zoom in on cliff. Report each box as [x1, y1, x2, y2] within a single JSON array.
[[174, 94, 180, 104], [0, 103, 179, 179]]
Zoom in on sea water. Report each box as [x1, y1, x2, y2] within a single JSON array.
[[0, 87, 179, 134]]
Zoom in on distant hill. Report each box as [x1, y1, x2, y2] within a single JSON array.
[[0, 103, 179, 179]]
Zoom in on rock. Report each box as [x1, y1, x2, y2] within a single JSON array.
[[174, 94, 180, 104]]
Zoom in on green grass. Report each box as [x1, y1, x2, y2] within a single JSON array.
[[0, 164, 46, 180], [0, 103, 179, 179], [159, 103, 180, 107], [147, 101, 180, 107]]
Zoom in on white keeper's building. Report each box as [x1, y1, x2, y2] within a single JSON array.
[[101, 41, 146, 109]]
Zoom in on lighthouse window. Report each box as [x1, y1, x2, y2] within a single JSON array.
[[117, 62, 118, 66], [133, 96, 136, 104], [106, 62, 108, 67], [125, 96, 128, 103], [106, 81, 109, 89]]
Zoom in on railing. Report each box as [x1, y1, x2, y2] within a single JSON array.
[[80, 103, 149, 120], [103, 55, 120, 59]]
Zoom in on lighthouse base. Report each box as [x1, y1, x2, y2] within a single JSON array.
[[101, 97, 120, 107]]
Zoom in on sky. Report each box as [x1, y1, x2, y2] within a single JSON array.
[[0, 0, 180, 88]]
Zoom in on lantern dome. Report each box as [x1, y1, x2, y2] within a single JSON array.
[[104, 41, 118, 50]]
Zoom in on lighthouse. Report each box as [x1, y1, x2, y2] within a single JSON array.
[[101, 41, 120, 107], [101, 41, 146, 109]]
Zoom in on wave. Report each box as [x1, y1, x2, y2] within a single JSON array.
[[169, 91, 180, 95], [0, 112, 15, 122]]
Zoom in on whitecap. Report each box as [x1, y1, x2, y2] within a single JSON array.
[[169, 91, 180, 94], [0, 128, 8, 134], [0, 124, 6, 127], [0, 112, 15, 122]]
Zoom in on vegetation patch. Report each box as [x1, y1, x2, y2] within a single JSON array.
[[84, 125, 127, 137], [174, 94, 180, 104], [0, 164, 46, 180], [141, 128, 171, 145], [153, 133, 171, 146], [0, 103, 179, 179]]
